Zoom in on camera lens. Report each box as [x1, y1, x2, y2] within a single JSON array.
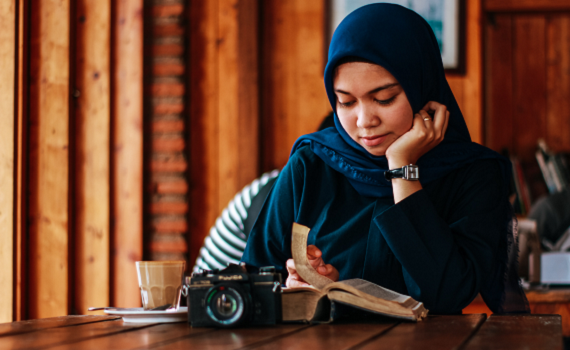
[[205, 284, 249, 326]]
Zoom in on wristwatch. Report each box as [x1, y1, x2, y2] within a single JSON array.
[[384, 164, 419, 181]]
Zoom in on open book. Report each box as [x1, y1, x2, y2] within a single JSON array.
[[282, 223, 428, 323]]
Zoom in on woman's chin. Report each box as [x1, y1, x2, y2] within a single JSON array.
[[362, 145, 387, 157]]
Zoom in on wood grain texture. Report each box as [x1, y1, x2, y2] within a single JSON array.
[[530, 303, 570, 337], [512, 15, 547, 162], [0, 315, 119, 336], [187, 0, 260, 265], [0, 0, 16, 324], [546, 14, 570, 152], [0, 319, 147, 349], [251, 323, 396, 350], [112, 0, 144, 308], [73, 0, 111, 316], [260, 0, 330, 172], [188, 0, 219, 269], [464, 315, 562, 350], [28, 0, 70, 319], [526, 289, 570, 303], [217, 0, 259, 217], [48, 323, 214, 350], [14, 0, 28, 322], [358, 315, 486, 350], [485, 0, 570, 12], [144, 324, 308, 349], [484, 14, 513, 153], [446, 0, 483, 144]]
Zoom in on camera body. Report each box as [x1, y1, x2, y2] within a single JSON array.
[[186, 264, 282, 327]]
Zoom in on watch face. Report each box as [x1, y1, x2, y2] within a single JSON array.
[[404, 165, 419, 180]]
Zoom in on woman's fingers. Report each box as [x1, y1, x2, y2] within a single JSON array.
[[285, 259, 310, 287], [306, 245, 322, 259]]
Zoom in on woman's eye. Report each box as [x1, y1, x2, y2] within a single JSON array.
[[338, 101, 355, 108], [375, 96, 396, 106]]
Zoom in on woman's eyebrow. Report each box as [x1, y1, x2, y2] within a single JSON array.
[[335, 83, 399, 95]]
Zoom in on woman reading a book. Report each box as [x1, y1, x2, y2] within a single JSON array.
[[241, 3, 529, 314]]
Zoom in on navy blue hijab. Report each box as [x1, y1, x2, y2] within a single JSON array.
[[291, 3, 503, 197], [290, 3, 529, 314]]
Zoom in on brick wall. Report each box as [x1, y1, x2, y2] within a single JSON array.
[[146, 0, 188, 261]]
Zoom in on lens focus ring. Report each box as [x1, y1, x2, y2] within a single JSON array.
[[205, 285, 248, 326]]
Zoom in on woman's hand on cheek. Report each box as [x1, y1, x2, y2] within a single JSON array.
[[385, 101, 450, 168], [285, 245, 339, 288]]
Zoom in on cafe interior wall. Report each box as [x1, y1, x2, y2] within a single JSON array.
[[3, 0, 539, 322]]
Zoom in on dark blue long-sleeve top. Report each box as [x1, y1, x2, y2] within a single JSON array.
[[241, 146, 509, 314]]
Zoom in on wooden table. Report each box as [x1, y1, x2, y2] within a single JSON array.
[[464, 288, 570, 337], [0, 314, 562, 349]]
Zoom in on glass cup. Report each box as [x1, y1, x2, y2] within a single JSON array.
[[136, 261, 186, 311]]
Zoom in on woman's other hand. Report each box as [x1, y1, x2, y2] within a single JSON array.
[[385, 101, 450, 169], [285, 245, 339, 287]]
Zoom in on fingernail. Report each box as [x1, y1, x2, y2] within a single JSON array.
[[318, 266, 326, 274]]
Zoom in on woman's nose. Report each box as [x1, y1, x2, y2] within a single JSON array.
[[356, 103, 380, 128]]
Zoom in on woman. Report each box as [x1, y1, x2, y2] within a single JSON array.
[[241, 3, 528, 314]]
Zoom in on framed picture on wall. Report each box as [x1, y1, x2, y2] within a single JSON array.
[[329, 0, 466, 74]]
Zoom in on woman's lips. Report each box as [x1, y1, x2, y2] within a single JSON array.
[[361, 134, 387, 147]]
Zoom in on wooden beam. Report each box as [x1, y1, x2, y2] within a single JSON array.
[[512, 15, 547, 161], [74, 0, 111, 315], [112, 0, 143, 307], [14, 0, 28, 322], [217, 0, 259, 209], [28, 0, 70, 318], [446, 0, 483, 144], [485, 0, 570, 12], [260, 0, 330, 172], [546, 15, 570, 152], [0, 0, 16, 323], [188, 0, 219, 265]]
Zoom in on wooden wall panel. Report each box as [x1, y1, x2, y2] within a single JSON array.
[[446, 0, 483, 144], [74, 0, 111, 315], [546, 14, 570, 152], [14, 0, 28, 321], [0, 0, 16, 323], [485, 0, 570, 12], [188, 0, 260, 265], [112, 0, 144, 307], [218, 0, 259, 209], [513, 15, 547, 162], [484, 14, 513, 153], [188, 0, 220, 269], [28, 0, 70, 318], [260, 0, 330, 172]]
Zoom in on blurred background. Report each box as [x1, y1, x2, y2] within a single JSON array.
[[1, 0, 569, 322]]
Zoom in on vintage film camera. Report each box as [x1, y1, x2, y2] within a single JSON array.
[[184, 263, 282, 327]]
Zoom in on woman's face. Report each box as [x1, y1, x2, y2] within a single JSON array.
[[333, 62, 413, 156]]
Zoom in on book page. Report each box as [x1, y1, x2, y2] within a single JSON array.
[[291, 223, 334, 290], [330, 279, 410, 304]]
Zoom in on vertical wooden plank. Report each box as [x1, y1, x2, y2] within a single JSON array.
[[260, 0, 329, 172], [513, 15, 546, 162], [218, 0, 259, 208], [217, 0, 241, 212], [74, 0, 111, 315], [461, 0, 483, 144], [546, 14, 570, 152], [188, 0, 219, 267], [294, 0, 329, 142], [446, 0, 483, 145], [28, 0, 70, 318], [14, 0, 28, 322], [0, 0, 16, 323], [484, 14, 513, 153], [112, 0, 144, 307], [236, 0, 259, 192]]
